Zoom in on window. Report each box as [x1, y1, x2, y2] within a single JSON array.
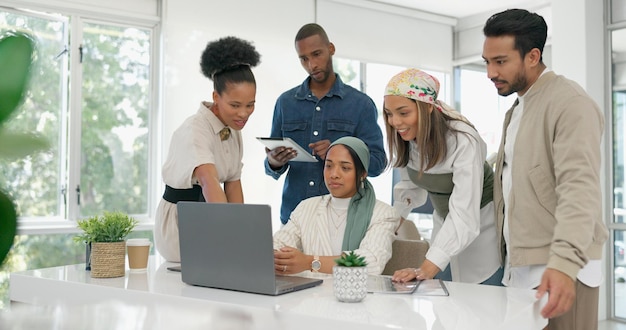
[[334, 57, 360, 90], [0, 7, 155, 223], [455, 65, 516, 155], [77, 21, 152, 218], [0, 8, 67, 219], [0, 3, 158, 308], [610, 2, 626, 318], [609, 0, 626, 322]]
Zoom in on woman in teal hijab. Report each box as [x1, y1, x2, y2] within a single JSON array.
[[273, 137, 400, 275]]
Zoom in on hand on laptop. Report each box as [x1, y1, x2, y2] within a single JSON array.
[[274, 246, 308, 275]]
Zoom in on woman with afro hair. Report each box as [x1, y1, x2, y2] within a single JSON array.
[[155, 36, 261, 262]]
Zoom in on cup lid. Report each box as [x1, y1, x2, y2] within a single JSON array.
[[126, 238, 151, 246]]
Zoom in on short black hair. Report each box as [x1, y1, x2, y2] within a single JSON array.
[[483, 8, 547, 62], [200, 36, 261, 94], [295, 23, 330, 44]]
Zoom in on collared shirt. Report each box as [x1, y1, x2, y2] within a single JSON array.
[[155, 102, 243, 262], [162, 102, 243, 188], [265, 74, 386, 224]]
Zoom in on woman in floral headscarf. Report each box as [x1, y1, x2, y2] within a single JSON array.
[[386, 69, 502, 285]]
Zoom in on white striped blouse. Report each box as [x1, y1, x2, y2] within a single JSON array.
[[273, 194, 400, 275]]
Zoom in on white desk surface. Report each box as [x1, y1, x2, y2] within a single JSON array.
[[7, 257, 548, 330]]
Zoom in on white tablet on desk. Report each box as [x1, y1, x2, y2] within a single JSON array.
[[367, 276, 449, 296], [257, 137, 318, 162]]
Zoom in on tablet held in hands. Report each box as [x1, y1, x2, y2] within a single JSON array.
[[257, 137, 318, 162]]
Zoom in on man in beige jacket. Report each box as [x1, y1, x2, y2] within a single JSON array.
[[482, 8, 608, 330]]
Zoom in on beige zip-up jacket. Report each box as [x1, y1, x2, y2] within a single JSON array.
[[493, 71, 608, 281]]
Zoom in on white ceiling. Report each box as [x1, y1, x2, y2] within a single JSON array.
[[369, 0, 549, 18], [369, 0, 625, 54]]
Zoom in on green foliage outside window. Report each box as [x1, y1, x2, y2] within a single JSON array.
[[0, 11, 152, 219], [78, 23, 151, 216], [0, 9, 154, 309]]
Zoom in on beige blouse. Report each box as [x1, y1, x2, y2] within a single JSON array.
[[154, 102, 243, 262]]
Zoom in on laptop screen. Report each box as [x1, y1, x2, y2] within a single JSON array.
[[178, 202, 278, 294]]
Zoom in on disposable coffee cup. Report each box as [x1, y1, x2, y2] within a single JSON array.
[[127, 238, 151, 272]]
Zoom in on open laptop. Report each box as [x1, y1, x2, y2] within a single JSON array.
[[176, 201, 323, 295]]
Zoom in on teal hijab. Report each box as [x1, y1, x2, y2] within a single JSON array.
[[328, 137, 376, 251]]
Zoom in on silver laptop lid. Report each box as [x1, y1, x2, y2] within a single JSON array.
[[177, 202, 279, 295]]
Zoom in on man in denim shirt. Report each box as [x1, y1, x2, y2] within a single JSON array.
[[265, 23, 386, 224]]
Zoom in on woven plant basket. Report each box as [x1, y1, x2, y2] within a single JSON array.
[[90, 241, 126, 278]]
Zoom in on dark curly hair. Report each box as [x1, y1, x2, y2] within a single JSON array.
[[200, 36, 261, 94]]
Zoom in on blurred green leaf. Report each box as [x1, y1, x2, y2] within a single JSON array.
[[0, 191, 17, 265], [0, 131, 49, 159], [0, 31, 34, 124], [0, 30, 37, 266]]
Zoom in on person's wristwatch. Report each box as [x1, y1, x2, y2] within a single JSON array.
[[311, 256, 321, 272]]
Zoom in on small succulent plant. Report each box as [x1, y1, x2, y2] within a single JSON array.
[[334, 251, 367, 267]]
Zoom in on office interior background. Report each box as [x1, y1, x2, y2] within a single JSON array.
[[0, 0, 624, 325]]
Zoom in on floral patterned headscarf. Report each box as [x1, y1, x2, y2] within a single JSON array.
[[384, 68, 470, 123]]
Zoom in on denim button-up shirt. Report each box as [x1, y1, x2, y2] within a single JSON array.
[[264, 74, 386, 224]]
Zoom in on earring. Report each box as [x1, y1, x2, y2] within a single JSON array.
[[360, 179, 364, 189]]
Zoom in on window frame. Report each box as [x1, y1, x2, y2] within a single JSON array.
[[0, 2, 161, 234]]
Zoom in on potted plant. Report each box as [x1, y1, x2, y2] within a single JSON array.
[[74, 211, 138, 278], [333, 251, 368, 302]]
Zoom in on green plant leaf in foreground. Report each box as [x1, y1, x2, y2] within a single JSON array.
[[0, 30, 38, 267], [0, 31, 35, 124], [0, 131, 50, 159], [0, 191, 17, 265]]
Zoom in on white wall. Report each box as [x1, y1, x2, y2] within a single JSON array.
[[0, 0, 158, 23], [551, 0, 607, 320], [160, 0, 314, 228], [453, 2, 552, 65], [317, 0, 455, 72]]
